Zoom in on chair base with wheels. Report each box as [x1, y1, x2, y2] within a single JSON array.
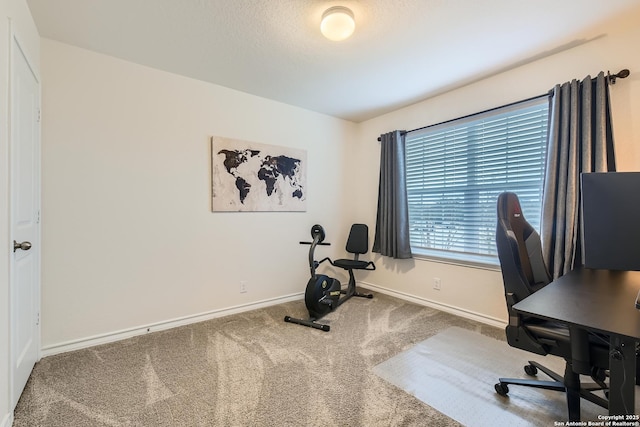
[[495, 360, 609, 416]]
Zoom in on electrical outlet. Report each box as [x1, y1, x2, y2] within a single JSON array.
[[433, 277, 441, 290], [240, 280, 248, 293]]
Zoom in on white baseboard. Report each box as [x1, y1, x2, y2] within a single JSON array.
[[41, 283, 506, 357], [359, 281, 507, 329], [1, 412, 13, 427], [41, 293, 303, 357]]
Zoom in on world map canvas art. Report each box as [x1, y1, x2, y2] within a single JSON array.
[[211, 136, 307, 212]]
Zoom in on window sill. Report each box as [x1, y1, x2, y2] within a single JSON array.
[[410, 248, 501, 272]]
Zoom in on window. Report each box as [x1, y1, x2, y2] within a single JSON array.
[[405, 96, 549, 265]]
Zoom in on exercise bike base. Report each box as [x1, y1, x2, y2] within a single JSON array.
[[354, 292, 374, 299], [283, 315, 330, 332]]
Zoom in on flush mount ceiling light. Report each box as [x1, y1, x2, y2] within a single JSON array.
[[320, 6, 355, 41]]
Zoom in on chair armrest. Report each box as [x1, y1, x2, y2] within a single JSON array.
[[505, 292, 520, 327]]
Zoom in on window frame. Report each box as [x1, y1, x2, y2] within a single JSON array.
[[404, 95, 550, 268]]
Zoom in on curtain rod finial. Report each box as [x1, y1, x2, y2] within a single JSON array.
[[608, 69, 630, 84]]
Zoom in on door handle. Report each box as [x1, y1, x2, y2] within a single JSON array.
[[13, 240, 32, 252]]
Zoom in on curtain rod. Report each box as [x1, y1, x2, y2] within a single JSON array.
[[377, 93, 548, 141], [377, 68, 630, 142]]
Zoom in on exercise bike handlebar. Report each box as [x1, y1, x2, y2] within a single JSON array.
[[298, 224, 336, 277]]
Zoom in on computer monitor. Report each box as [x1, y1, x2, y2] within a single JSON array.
[[581, 172, 640, 271]]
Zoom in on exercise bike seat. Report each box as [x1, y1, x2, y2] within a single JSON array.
[[332, 258, 375, 270], [331, 224, 376, 272]]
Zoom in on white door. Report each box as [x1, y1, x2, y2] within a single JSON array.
[[10, 33, 40, 409]]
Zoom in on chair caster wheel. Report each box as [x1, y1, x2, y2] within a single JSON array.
[[495, 383, 509, 396], [524, 364, 538, 376]]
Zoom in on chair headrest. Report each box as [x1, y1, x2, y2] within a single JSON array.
[[496, 191, 550, 295], [498, 192, 524, 223], [497, 192, 536, 243]]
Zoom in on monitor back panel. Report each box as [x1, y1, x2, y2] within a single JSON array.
[[581, 172, 640, 271]]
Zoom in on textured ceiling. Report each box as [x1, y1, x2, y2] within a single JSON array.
[[26, 0, 640, 122]]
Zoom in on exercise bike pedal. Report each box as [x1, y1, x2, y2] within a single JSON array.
[[318, 297, 333, 306]]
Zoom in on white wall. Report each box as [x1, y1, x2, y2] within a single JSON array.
[[37, 0, 640, 362], [0, 0, 40, 424], [353, 6, 640, 324], [40, 39, 357, 351]]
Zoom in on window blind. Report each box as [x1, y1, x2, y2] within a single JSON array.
[[405, 97, 549, 263]]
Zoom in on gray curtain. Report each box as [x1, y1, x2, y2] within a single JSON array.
[[373, 130, 412, 259], [541, 71, 616, 279]]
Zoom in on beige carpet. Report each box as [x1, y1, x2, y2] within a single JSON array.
[[14, 294, 640, 427], [374, 326, 635, 426], [15, 292, 475, 426]]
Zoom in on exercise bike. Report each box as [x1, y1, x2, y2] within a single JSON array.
[[284, 224, 375, 332]]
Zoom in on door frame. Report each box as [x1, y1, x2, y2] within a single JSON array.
[[8, 24, 41, 410]]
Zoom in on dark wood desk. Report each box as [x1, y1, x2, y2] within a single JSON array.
[[514, 268, 640, 416]]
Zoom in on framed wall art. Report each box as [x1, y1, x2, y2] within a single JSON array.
[[211, 136, 307, 212]]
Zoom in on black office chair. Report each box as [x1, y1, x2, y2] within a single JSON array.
[[330, 224, 376, 295], [494, 192, 609, 421]]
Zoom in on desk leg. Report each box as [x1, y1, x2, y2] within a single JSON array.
[[609, 335, 636, 415]]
